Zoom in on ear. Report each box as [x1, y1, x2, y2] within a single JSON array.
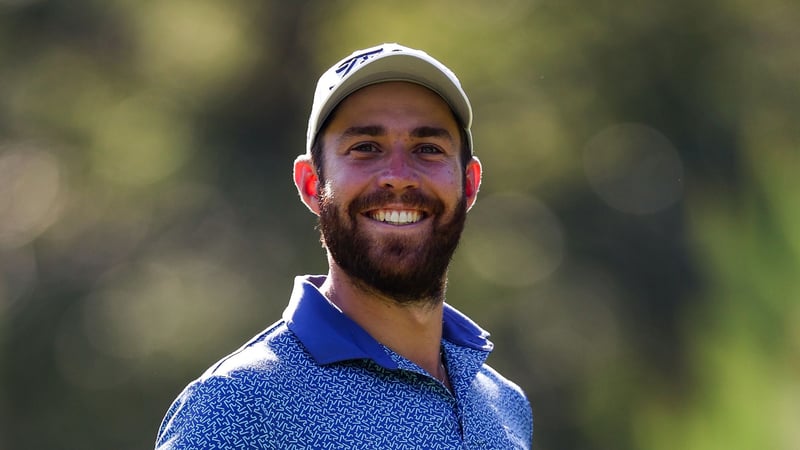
[[464, 156, 482, 211], [293, 154, 321, 215]]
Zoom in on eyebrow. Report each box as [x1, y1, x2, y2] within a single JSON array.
[[340, 125, 386, 140], [337, 125, 454, 143], [410, 126, 454, 142]]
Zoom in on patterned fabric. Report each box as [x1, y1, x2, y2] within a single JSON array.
[[155, 275, 532, 449]]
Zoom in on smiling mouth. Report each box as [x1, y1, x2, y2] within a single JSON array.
[[367, 209, 425, 225]]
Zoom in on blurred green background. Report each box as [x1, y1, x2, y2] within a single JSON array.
[[1, 1, 798, 449]]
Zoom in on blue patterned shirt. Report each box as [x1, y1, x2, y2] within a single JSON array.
[[156, 275, 532, 449]]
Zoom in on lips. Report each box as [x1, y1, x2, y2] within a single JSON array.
[[367, 209, 424, 225], [351, 190, 439, 226]]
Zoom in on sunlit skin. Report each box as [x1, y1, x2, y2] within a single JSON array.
[[293, 81, 482, 382]]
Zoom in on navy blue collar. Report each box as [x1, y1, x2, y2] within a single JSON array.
[[283, 275, 493, 369]]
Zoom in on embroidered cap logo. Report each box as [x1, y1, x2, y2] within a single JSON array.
[[331, 48, 385, 84]]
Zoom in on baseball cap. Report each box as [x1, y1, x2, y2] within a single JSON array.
[[306, 43, 473, 154]]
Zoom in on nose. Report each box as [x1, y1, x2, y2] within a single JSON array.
[[378, 150, 419, 191]]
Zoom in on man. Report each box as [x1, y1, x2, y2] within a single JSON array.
[[155, 43, 533, 449]]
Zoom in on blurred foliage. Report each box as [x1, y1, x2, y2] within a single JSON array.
[[1, 1, 798, 449]]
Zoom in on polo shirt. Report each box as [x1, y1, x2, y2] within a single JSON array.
[[155, 275, 532, 449]]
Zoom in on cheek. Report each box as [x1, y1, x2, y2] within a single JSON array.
[[320, 172, 367, 206], [430, 169, 465, 204], [443, 165, 464, 190]]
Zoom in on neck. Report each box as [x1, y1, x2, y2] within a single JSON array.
[[320, 266, 446, 378]]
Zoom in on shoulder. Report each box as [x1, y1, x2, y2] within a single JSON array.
[[203, 320, 305, 377], [155, 320, 311, 450], [474, 364, 534, 445], [476, 363, 529, 405]]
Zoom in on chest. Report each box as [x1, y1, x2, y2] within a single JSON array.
[[248, 363, 525, 449]]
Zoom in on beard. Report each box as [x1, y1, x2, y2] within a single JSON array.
[[318, 187, 467, 306]]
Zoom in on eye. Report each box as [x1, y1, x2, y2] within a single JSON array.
[[350, 142, 380, 153], [416, 144, 443, 154]]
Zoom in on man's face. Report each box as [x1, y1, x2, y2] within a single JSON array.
[[316, 81, 474, 305]]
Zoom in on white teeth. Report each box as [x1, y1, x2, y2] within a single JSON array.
[[371, 209, 421, 225]]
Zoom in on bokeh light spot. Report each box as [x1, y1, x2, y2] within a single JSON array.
[[583, 123, 684, 214], [0, 142, 65, 248]]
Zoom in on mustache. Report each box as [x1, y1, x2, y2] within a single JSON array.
[[346, 189, 445, 217]]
